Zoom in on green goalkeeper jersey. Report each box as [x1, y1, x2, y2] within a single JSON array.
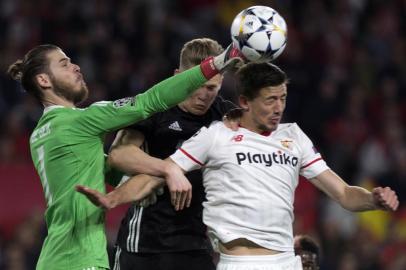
[[30, 66, 207, 270]]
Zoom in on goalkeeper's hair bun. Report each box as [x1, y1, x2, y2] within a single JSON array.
[[6, 44, 60, 101], [7, 59, 24, 81]]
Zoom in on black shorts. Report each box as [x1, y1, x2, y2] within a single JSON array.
[[112, 246, 216, 270]]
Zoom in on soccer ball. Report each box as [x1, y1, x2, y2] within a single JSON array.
[[231, 6, 287, 62]]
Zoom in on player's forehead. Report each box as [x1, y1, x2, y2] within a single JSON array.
[[203, 74, 223, 87], [47, 49, 69, 65], [258, 83, 287, 97]]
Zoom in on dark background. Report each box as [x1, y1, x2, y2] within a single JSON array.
[[0, 0, 405, 269]]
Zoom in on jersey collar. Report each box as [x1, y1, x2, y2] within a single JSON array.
[[238, 124, 272, 137], [43, 105, 65, 115]]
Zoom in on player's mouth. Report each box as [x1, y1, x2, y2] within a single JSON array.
[[194, 104, 207, 110], [270, 117, 281, 124], [77, 73, 84, 82]]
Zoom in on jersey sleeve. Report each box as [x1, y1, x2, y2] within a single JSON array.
[[170, 125, 216, 172], [295, 124, 329, 179], [75, 65, 208, 135]]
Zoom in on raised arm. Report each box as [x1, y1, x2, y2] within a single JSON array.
[[77, 45, 245, 135], [310, 169, 399, 212]]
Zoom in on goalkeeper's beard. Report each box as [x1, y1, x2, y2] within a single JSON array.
[[50, 76, 89, 104]]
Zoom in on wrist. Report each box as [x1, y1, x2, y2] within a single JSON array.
[[162, 161, 175, 179], [200, 56, 218, 79]]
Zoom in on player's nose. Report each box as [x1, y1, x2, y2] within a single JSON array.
[[73, 63, 81, 73]]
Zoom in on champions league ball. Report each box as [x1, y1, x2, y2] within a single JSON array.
[[231, 6, 287, 62]]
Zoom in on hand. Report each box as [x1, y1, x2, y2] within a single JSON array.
[[213, 43, 245, 73], [223, 108, 244, 131], [163, 162, 192, 211], [372, 187, 399, 211], [200, 44, 245, 79], [76, 185, 115, 210]]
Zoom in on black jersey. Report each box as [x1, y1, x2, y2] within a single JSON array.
[[116, 96, 236, 253]]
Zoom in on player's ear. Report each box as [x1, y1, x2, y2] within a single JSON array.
[[239, 95, 249, 111], [36, 73, 52, 89], [174, 69, 180, 75]]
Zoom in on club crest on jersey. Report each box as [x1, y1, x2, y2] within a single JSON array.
[[280, 139, 293, 149], [113, 97, 134, 108], [236, 150, 298, 167]]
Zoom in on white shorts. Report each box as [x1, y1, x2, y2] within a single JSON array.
[[217, 252, 303, 270]]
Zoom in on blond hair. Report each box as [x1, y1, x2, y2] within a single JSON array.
[[179, 38, 224, 70]]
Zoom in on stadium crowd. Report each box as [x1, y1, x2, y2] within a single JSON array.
[[0, 0, 405, 269]]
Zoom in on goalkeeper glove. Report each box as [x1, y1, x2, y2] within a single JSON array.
[[200, 44, 245, 79]]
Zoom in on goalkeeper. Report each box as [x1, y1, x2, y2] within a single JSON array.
[[7, 44, 242, 270]]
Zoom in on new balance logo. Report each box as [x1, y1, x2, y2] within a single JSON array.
[[232, 135, 244, 142], [169, 121, 182, 131]]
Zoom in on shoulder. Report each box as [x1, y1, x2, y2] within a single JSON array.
[[208, 120, 227, 130], [208, 121, 237, 139], [274, 123, 306, 138], [193, 121, 226, 137], [88, 100, 112, 108]]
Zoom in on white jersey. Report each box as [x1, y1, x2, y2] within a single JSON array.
[[170, 121, 329, 252]]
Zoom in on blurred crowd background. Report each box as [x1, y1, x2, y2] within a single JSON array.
[[0, 0, 405, 269]]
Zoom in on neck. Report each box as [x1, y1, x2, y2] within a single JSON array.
[[42, 94, 75, 108], [240, 115, 271, 134]]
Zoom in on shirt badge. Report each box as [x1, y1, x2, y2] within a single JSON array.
[[280, 139, 293, 149]]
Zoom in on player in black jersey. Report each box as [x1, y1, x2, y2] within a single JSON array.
[[108, 38, 236, 270]]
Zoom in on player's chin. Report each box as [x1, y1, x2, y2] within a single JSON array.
[[267, 120, 280, 130], [192, 107, 209, 115]]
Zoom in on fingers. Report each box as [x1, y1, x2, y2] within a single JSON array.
[[186, 188, 192, 208], [175, 188, 190, 211], [75, 185, 103, 207], [222, 58, 244, 73], [165, 166, 192, 211], [176, 191, 186, 211], [373, 187, 399, 211], [171, 190, 185, 211], [75, 185, 113, 210], [75, 185, 88, 194], [170, 189, 177, 209], [75, 185, 97, 197], [169, 183, 192, 211]]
